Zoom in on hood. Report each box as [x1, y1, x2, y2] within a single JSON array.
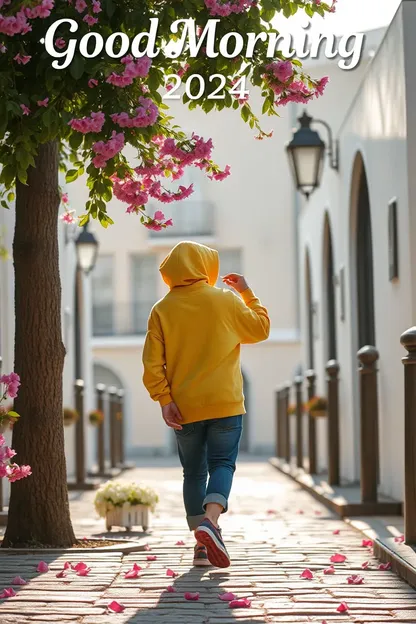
[[159, 241, 219, 289]]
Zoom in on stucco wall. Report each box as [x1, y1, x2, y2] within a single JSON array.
[[298, 2, 413, 499]]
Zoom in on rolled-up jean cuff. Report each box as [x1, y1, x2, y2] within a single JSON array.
[[203, 493, 228, 513], [187, 514, 205, 531]]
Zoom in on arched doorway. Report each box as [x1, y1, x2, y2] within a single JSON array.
[[349, 152, 377, 480], [305, 249, 315, 370], [323, 214, 337, 361], [352, 155, 376, 348]]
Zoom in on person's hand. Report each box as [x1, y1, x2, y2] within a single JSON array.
[[162, 401, 183, 430], [221, 273, 249, 293]]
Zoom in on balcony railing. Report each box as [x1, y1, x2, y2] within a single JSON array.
[[148, 200, 215, 238], [92, 301, 155, 337]]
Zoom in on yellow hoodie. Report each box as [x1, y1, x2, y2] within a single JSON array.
[[142, 241, 270, 424]]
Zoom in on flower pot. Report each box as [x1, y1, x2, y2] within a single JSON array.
[[310, 409, 327, 418], [105, 503, 150, 532]]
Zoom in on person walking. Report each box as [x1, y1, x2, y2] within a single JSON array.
[[142, 241, 270, 568]]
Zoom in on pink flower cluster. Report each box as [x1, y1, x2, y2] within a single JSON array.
[[264, 61, 329, 106], [1, 373, 20, 399], [106, 55, 152, 88], [110, 97, 158, 129], [144, 210, 173, 231], [0, 0, 54, 36], [92, 131, 124, 168], [0, 373, 31, 483], [69, 111, 105, 134], [70, 0, 101, 27], [204, 0, 254, 17]]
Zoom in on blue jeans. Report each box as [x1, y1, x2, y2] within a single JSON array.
[[175, 415, 243, 530]]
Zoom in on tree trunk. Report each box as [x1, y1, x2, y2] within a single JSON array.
[[2, 141, 76, 547]]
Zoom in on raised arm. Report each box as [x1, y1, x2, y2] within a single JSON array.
[[222, 273, 270, 344]]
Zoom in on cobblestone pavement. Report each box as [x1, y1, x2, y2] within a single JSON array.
[[0, 457, 416, 623]]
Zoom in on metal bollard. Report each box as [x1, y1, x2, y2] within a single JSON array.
[[74, 379, 85, 485], [108, 386, 118, 469], [357, 346, 379, 503], [117, 389, 125, 466], [400, 328, 416, 543], [306, 369, 317, 474], [294, 376, 304, 469], [326, 360, 340, 486], [284, 383, 291, 464], [96, 384, 106, 475]]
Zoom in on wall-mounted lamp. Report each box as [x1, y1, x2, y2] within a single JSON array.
[[286, 110, 339, 199]]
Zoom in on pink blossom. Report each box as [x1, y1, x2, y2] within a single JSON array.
[[209, 165, 231, 181], [20, 104, 30, 116], [270, 60, 293, 83], [69, 111, 105, 134], [11, 576, 27, 586], [1, 373, 20, 399], [83, 14, 98, 26], [378, 562, 392, 571], [60, 210, 77, 224], [92, 131, 125, 168], [37, 98, 49, 107], [7, 464, 32, 481], [88, 79, 98, 88], [14, 53, 31, 65], [0, 587, 16, 598], [61, 193, 69, 204], [362, 539, 373, 548], [110, 97, 158, 129], [36, 561, 49, 573], [75, 0, 87, 12], [347, 574, 364, 585], [300, 569, 314, 579], [55, 38, 66, 49], [92, 0, 102, 13]]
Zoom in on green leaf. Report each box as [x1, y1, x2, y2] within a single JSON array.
[[66, 169, 81, 183], [69, 132, 83, 150], [104, 0, 116, 17], [0, 165, 15, 188], [7, 411, 20, 419], [241, 104, 250, 123], [70, 55, 85, 81]]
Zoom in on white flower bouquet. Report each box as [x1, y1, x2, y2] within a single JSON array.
[[94, 480, 159, 518]]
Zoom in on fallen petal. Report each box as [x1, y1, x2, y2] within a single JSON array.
[[0, 588, 16, 598], [347, 574, 364, 585], [297, 510, 304, 514], [300, 568, 314, 579], [166, 569, 178, 577], [11, 576, 27, 586], [229, 598, 251, 608], [167, 585, 176, 593], [63, 562, 72, 570], [362, 539, 373, 547], [315, 510, 322, 515], [361, 561, 370, 569], [394, 535, 405, 543], [219, 592, 238, 601], [36, 561, 49, 573], [333, 529, 340, 535], [378, 562, 392, 570], [125, 568, 140, 579], [72, 562, 88, 571], [147, 555, 157, 561], [323, 566, 335, 575], [133, 563, 142, 572], [56, 570, 67, 578], [337, 602, 349, 613], [330, 553, 347, 563], [108, 600, 126, 613], [144, 544, 151, 551], [184, 592, 200, 601], [176, 540, 185, 546], [267, 509, 277, 515]]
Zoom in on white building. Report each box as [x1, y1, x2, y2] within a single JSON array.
[[292, 0, 416, 502]]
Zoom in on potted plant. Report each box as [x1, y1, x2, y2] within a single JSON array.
[[63, 407, 79, 427], [89, 409, 104, 426], [94, 480, 159, 532], [307, 396, 328, 417]]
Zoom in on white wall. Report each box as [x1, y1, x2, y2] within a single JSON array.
[[298, 2, 414, 499]]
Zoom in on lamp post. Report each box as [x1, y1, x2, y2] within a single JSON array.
[[71, 223, 99, 488], [286, 110, 339, 199]]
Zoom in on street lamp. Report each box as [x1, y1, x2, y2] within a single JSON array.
[[286, 111, 339, 199], [72, 222, 99, 488], [75, 223, 99, 275]]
